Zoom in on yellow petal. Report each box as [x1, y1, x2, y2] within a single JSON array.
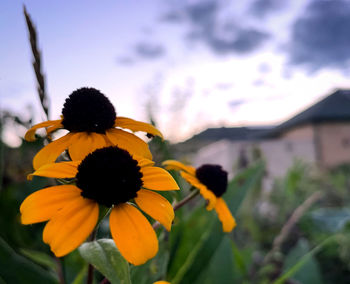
[[20, 185, 81, 224], [135, 189, 174, 231], [215, 197, 236, 233], [153, 282, 171, 284], [25, 119, 62, 142], [68, 132, 108, 161], [106, 128, 152, 160], [28, 161, 80, 180], [114, 117, 163, 139], [42, 196, 98, 257], [162, 160, 196, 175], [180, 171, 217, 210], [33, 133, 75, 170], [137, 158, 155, 168], [141, 167, 179, 191], [109, 203, 158, 265], [46, 122, 64, 136]]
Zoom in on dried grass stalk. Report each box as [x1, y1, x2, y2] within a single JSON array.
[[23, 5, 50, 120]]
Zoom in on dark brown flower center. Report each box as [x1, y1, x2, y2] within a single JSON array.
[[76, 147, 143, 207], [61, 87, 116, 133], [195, 164, 228, 197]]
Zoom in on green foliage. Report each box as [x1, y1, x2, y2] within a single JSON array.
[[194, 236, 236, 284], [79, 239, 131, 284], [168, 162, 265, 284], [0, 237, 57, 283], [311, 208, 350, 233], [3, 115, 350, 283], [282, 239, 324, 284], [231, 240, 249, 279], [19, 248, 57, 270], [274, 236, 336, 284]]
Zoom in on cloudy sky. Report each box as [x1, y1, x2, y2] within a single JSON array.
[[2, 0, 350, 145]]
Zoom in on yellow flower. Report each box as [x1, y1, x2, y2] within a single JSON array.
[[25, 87, 162, 170], [20, 146, 179, 265], [162, 160, 236, 232]]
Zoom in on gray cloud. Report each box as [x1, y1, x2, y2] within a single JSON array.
[[186, 4, 269, 54], [205, 28, 269, 54], [159, 11, 184, 23], [186, 1, 217, 27], [288, 0, 350, 71], [134, 42, 166, 59], [185, 30, 203, 41], [249, 0, 287, 18], [229, 99, 247, 109], [161, 0, 269, 54]]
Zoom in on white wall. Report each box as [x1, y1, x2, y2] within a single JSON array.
[[192, 138, 317, 183]]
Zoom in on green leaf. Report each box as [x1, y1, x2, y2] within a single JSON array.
[[273, 236, 337, 284], [19, 248, 57, 270], [231, 240, 248, 277], [225, 161, 265, 215], [167, 205, 216, 279], [0, 237, 57, 284], [311, 208, 350, 233], [71, 265, 87, 284], [283, 239, 323, 284], [0, 275, 6, 284], [171, 222, 216, 284], [194, 236, 236, 284], [79, 239, 131, 284]]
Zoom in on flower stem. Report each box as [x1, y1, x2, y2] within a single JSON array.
[[55, 257, 65, 284], [86, 230, 97, 284], [173, 190, 199, 211], [152, 190, 199, 230], [87, 263, 94, 284], [99, 278, 110, 284]]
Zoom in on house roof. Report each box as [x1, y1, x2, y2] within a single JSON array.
[[179, 89, 350, 146], [267, 89, 350, 137], [185, 126, 272, 142]]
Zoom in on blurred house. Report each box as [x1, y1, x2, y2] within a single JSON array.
[[178, 89, 350, 183]]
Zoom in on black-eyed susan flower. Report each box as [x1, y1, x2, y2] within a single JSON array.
[[20, 146, 179, 265], [162, 160, 236, 232], [25, 87, 162, 170]]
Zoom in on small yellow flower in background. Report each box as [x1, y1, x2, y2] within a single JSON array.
[[153, 281, 171, 284], [20, 146, 179, 265], [162, 160, 236, 232], [25, 87, 162, 170]]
